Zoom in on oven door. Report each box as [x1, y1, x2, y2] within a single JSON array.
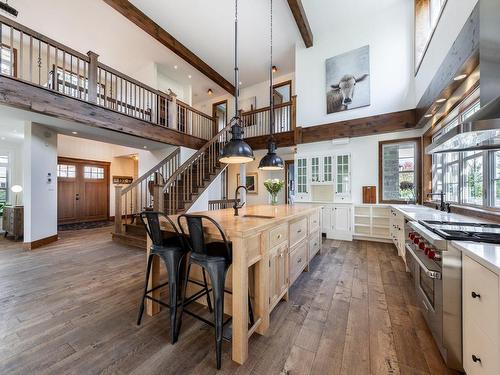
[[406, 245, 444, 347]]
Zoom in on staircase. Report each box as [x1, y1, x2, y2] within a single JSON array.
[[113, 122, 232, 248]]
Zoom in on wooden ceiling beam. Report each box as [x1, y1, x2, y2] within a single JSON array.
[[287, 0, 313, 48], [102, 0, 235, 95]]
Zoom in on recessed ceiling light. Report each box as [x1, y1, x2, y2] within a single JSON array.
[[436, 98, 446, 103], [188, 75, 192, 79], [71, 131, 78, 135], [424, 113, 433, 118], [454, 74, 467, 81], [143, 146, 148, 149], [174, 65, 178, 70]]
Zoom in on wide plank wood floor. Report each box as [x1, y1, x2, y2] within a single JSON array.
[[0, 227, 457, 375]]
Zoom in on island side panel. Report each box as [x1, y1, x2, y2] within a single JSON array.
[[146, 234, 161, 316]]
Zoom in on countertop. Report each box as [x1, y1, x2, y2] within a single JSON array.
[[170, 204, 323, 238], [390, 204, 491, 223], [451, 241, 500, 275]]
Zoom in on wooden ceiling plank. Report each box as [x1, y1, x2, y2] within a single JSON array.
[[287, 0, 313, 48], [102, 0, 235, 95]]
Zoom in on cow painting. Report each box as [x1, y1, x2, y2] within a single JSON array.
[[325, 45, 370, 114]]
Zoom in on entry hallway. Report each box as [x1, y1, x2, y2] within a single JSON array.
[[0, 228, 456, 375]]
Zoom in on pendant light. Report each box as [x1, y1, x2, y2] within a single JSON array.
[[219, 0, 254, 164], [258, 0, 284, 171]]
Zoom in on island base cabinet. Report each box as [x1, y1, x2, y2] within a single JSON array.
[[268, 242, 289, 311], [463, 254, 500, 375], [289, 239, 308, 285]]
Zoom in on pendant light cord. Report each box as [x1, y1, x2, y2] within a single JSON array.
[[234, 0, 239, 118], [269, 0, 274, 140]]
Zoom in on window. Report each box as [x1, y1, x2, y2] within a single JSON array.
[[431, 153, 443, 193], [379, 138, 421, 203], [0, 154, 9, 214], [462, 151, 483, 205], [57, 164, 76, 178], [415, 0, 447, 73], [443, 152, 459, 202], [491, 151, 500, 207], [0, 45, 17, 77], [84, 166, 104, 179], [50, 67, 104, 99]]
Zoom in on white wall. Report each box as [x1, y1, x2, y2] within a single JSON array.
[[296, 129, 422, 205], [194, 72, 295, 116], [0, 137, 24, 205], [23, 122, 58, 243], [415, 0, 478, 103], [296, 0, 415, 128]]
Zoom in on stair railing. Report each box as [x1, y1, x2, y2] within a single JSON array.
[[162, 122, 233, 214], [114, 148, 180, 234]]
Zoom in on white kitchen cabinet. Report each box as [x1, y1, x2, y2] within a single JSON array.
[[294, 152, 351, 203], [389, 207, 405, 257], [321, 206, 331, 234], [332, 205, 352, 240], [462, 252, 500, 375], [353, 205, 391, 241]]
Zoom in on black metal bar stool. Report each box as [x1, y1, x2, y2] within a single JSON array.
[[175, 214, 254, 369], [136, 211, 213, 344]]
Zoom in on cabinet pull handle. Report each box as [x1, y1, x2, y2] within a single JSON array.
[[297, 257, 302, 263], [277, 234, 281, 239], [472, 355, 481, 363], [297, 229, 302, 233], [471, 291, 481, 299]]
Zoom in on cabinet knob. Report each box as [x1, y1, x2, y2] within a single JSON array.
[[277, 234, 281, 239], [471, 355, 481, 363], [297, 257, 302, 263], [471, 291, 481, 299], [297, 229, 302, 233]]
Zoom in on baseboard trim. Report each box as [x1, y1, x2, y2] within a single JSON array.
[[24, 234, 59, 250]]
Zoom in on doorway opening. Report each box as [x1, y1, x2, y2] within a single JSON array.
[[273, 80, 292, 105], [285, 159, 295, 204], [212, 100, 228, 133]]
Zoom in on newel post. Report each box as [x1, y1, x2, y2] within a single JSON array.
[[87, 51, 99, 103], [114, 185, 123, 234], [291, 95, 297, 130], [153, 184, 164, 212], [168, 89, 178, 130]]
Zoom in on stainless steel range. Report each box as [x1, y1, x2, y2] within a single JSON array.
[[405, 221, 462, 371], [405, 220, 500, 372]]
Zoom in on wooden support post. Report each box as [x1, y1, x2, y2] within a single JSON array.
[[87, 51, 99, 103], [114, 186, 123, 234], [169, 90, 178, 131], [291, 95, 297, 130], [152, 183, 164, 212]]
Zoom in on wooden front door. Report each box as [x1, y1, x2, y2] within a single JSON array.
[[57, 157, 110, 224]]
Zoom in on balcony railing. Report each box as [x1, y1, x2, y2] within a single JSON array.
[[240, 95, 296, 138], [0, 15, 215, 140]]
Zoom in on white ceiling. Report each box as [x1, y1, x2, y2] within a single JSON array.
[[129, 0, 301, 101]]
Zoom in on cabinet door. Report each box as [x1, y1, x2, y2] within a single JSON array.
[[335, 154, 351, 201], [269, 243, 289, 310], [295, 157, 309, 200], [323, 156, 333, 183], [332, 206, 351, 233], [322, 206, 331, 234], [311, 157, 320, 183]]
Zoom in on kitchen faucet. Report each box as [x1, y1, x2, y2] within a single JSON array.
[[233, 185, 247, 216], [427, 192, 449, 212]]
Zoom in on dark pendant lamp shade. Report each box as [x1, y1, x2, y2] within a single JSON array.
[[258, 139, 284, 170], [219, 122, 254, 164]]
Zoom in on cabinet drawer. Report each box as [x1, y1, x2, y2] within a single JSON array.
[[309, 211, 320, 233], [269, 224, 288, 249], [463, 255, 499, 344], [463, 318, 499, 375], [289, 217, 307, 248], [290, 240, 307, 285], [309, 231, 320, 260]]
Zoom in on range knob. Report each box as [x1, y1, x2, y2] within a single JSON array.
[[424, 247, 431, 255], [419, 242, 426, 250], [409, 233, 414, 240], [428, 250, 436, 260], [413, 236, 420, 245]]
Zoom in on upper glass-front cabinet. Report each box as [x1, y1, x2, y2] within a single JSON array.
[[310, 155, 333, 185], [336, 154, 351, 200]]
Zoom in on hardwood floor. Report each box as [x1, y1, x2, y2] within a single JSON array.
[[0, 228, 457, 375]]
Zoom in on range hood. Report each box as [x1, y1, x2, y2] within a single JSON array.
[[426, 0, 500, 154]]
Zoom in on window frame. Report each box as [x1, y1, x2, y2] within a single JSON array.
[[378, 137, 422, 204], [0, 43, 18, 77], [0, 152, 10, 212]]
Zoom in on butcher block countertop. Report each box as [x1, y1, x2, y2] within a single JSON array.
[[170, 203, 324, 238]]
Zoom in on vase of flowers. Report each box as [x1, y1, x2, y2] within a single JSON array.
[[264, 179, 284, 205], [400, 181, 416, 204]]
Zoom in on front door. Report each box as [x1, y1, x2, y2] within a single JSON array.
[[57, 157, 110, 224]]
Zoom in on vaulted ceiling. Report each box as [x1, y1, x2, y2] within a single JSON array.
[[128, 0, 302, 101]]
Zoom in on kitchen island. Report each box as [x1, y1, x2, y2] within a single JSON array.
[[144, 204, 323, 365]]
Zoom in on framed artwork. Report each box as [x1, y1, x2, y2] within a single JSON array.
[[326, 45, 370, 114], [236, 172, 258, 194]]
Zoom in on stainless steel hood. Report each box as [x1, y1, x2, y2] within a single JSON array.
[[427, 0, 500, 154]]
